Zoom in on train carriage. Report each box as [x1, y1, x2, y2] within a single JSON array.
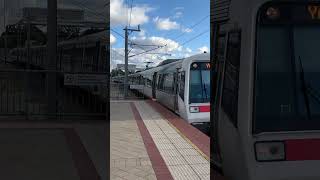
[[129, 53, 210, 129], [211, 0, 320, 180]]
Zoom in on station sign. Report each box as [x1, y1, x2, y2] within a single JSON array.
[[64, 73, 107, 86]]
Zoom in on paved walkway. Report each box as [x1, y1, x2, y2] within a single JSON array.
[[0, 122, 106, 180], [110, 100, 213, 180], [110, 101, 157, 180]]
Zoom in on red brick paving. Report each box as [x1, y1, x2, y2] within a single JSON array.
[[64, 128, 101, 180], [146, 100, 210, 157], [130, 102, 174, 180], [146, 100, 227, 179]]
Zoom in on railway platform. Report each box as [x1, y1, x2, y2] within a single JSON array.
[[0, 121, 107, 180], [111, 99, 223, 180]]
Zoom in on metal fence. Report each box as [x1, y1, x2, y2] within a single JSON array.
[[0, 69, 107, 121], [110, 82, 146, 100]]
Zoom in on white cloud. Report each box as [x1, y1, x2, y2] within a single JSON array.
[[131, 36, 180, 52], [138, 29, 146, 37], [110, 0, 152, 26], [153, 17, 180, 31], [174, 7, 184, 10], [110, 34, 116, 45], [186, 48, 192, 53], [198, 46, 209, 53], [111, 35, 208, 69], [111, 36, 182, 69], [182, 28, 193, 33], [173, 11, 183, 19]]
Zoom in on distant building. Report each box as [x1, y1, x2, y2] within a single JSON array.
[[116, 64, 136, 73]]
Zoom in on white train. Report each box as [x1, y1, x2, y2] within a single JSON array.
[[211, 0, 320, 180], [129, 53, 210, 129]]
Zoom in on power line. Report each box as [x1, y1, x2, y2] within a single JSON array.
[[129, 45, 167, 58], [111, 48, 125, 57], [172, 15, 209, 41], [111, 29, 125, 39], [180, 29, 209, 46]]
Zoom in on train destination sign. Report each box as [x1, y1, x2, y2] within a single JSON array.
[[260, 2, 320, 24], [191, 62, 211, 70]]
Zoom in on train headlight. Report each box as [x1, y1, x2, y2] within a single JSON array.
[[255, 141, 285, 162], [189, 106, 200, 113], [266, 7, 280, 20]]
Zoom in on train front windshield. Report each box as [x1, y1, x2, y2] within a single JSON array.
[[254, 3, 320, 133], [190, 62, 210, 103]]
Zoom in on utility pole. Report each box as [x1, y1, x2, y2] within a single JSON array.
[[123, 25, 140, 97]]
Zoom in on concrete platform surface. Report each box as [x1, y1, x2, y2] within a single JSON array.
[[110, 100, 214, 180], [0, 122, 107, 180]]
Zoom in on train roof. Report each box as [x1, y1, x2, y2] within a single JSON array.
[[157, 59, 182, 67], [129, 53, 210, 76]]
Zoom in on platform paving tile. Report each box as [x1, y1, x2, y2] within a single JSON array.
[[110, 102, 157, 180], [184, 155, 208, 165], [190, 164, 210, 175], [178, 148, 200, 156], [156, 142, 176, 150], [169, 137, 190, 144], [135, 101, 210, 180], [161, 155, 187, 165], [173, 142, 194, 149], [159, 149, 182, 157], [153, 138, 171, 144], [198, 174, 210, 180]]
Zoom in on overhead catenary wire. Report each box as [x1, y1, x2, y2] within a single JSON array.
[[71, 0, 163, 53], [180, 29, 209, 46], [129, 45, 167, 57], [154, 14, 209, 56], [172, 15, 209, 41]]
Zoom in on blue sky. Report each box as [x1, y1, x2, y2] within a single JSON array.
[[110, 0, 210, 69]]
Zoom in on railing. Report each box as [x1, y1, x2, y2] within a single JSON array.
[[110, 82, 146, 100], [0, 70, 107, 121]]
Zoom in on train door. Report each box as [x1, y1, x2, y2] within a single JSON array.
[[173, 68, 180, 112], [211, 24, 228, 171], [152, 72, 157, 99], [212, 23, 243, 179]]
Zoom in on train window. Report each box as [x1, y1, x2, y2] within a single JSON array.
[[221, 31, 241, 128], [164, 73, 174, 93], [190, 63, 210, 103], [179, 71, 185, 100], [158, 74, 162, 90], [254, 4, 320, 133], [146, 77, 152, 87]]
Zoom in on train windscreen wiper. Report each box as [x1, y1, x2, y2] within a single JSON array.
[[203, 83, 208, 100], [306, 84, 320, 105], [298, 56, 312, 120]]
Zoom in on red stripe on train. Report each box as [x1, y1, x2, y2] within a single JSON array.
[[285, 139, 320, 161], [199, 105, 210, 112]]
